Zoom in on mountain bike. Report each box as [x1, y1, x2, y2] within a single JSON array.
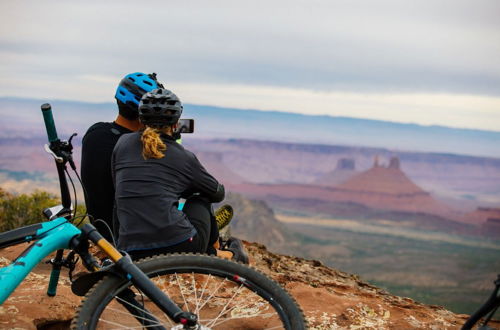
[[462, 274, 499, 330], [0, 103, 306, 329]]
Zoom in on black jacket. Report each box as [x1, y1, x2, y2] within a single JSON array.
[[112, 131, 224, 251], [81, 122, 132, 240]]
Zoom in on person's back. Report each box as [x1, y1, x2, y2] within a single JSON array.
[[81, 122, 131, 238], [113, 131, 221, 251], [80, 72, 163, 241]]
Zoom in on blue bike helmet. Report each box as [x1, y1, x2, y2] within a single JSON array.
[[115, 72, 163, 119]]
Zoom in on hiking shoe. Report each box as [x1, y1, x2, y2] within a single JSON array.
[[215, 204, 234, 230], [223, 237, 249, 264]]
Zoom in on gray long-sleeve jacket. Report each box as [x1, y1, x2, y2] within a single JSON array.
[[112, 131, 224, 251]]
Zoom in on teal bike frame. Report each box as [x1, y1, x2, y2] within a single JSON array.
[[0, 218, 81, 304]]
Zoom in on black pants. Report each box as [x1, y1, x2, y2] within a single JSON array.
[[129, 196, 219, 260]]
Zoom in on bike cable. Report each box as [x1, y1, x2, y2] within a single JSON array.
[[64, 167, 78, 221], [72, 166, 90, 217], [65, 166, 92, 229], [481, 305, 499, 327], [92, 219, 117, 247], [67, 163, 118, 246]]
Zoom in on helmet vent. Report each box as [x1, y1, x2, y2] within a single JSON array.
[[115, 72, 161, 106], [138, 88, 183, 126]]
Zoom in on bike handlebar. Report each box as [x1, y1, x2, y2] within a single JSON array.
[[41, 103, 59, 143], [40, 103, 72, 209]]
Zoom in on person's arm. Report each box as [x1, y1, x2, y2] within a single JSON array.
[[189, 154, 225, 203]]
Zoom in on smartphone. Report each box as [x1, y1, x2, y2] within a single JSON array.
[[176, 119, 194, 133]]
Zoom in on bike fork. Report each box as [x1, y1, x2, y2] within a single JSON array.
[[79, 224, 199, 328]]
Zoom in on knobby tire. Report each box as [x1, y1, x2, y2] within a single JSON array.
[[71, 253, 306, 329]]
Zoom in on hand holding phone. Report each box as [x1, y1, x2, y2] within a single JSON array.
[[175, 119, 194, 134]]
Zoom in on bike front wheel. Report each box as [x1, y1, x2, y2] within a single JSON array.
[[72, 254, 306, 329]]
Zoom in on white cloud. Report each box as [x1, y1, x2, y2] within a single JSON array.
[[3, 74, 498, 131], [0, 0, 499, 131], [172, 82, 500, 131]]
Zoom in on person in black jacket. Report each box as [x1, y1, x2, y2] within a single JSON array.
[[112, 88, 248, 263], [81, 72, 163, 241]]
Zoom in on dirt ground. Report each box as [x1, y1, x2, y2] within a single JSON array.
[[0, 241, 497, 329]]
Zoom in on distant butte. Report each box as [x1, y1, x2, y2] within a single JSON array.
[[228, 156, 455, 219], [314, 158, 359, 186], [463, 207, 500, 237], [331, 156, 453, 216]]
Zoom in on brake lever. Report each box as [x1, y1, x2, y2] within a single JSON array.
[[68, 133, 77, 145], [44, 144, 64, 163], [65, 133, 78, 170], [45, 133, 77, 167]]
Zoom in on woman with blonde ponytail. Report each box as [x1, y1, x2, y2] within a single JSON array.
[[111, 88, 248, 264]]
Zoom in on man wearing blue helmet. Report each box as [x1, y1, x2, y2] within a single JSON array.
[[81, 72, 163, 241]]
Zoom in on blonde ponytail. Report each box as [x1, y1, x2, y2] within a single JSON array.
[[141, 127, 167, 159]]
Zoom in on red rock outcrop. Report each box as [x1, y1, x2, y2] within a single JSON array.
[[229, 157, 456, 219], [463, 207, 500, 224], [331, 157, 453, 216], [1, 242, 493, 329], [315, 158, 359, 186]]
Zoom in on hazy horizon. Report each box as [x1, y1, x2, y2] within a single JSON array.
[[2, 96, 500, 159], [1, 1, 499, 132], [2, 95, 500, 134]]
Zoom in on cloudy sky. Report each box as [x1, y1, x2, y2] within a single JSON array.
[[1, 0, 499, 131]]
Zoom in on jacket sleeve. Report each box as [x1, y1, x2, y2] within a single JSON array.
[[188, 153, 225, 203], [110, 138, 118, 188]]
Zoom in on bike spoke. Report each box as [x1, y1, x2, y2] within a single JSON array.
[[175, 272, 191, 313], [207, 283, 245, 327], [153, 274, 175, 326], [113, 295, 157, 319], [194, 273, 212, 316], [211, 299, 274, 326], [196, 277, 229, 313], [102, 305, 161, 324], [97, 316, 174, 329], [211, 310, 280, 328], [96, 317, 132, 329], [112, 292, 172, 327], [190, 272, 200, 313]]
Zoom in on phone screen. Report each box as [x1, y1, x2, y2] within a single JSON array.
[[176, 119, 194, 133]]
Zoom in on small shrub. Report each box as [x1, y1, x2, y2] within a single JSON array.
[[0, 187, 88, 232]]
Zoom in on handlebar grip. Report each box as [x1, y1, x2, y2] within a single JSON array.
[[41, 103, 59, 143], [47, 267, 61, 296]]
